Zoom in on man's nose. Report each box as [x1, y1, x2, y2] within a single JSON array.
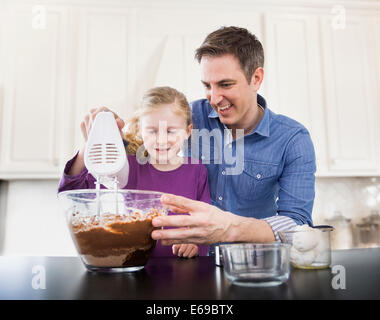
[[208, 88, 223, 106]]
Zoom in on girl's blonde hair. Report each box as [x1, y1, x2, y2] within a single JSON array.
[[124, 86, 192, 155]]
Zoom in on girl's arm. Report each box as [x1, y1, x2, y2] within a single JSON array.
[[67, 146, 85, 176], [57, 150, 96, 193]]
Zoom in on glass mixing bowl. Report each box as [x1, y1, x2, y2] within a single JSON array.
[[58, 189, 168, 273], [278, 225, 333, 269], [220, 243, 291, 287]]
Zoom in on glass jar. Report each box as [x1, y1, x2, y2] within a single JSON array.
[[278, 225, 333, 269], [353, 211, 380, 248], [325, 211, 353, 250], [368, 210, 380, 224], [353, 222, 379, 248]]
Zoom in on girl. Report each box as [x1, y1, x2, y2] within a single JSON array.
[[58, 86, 210, 258]]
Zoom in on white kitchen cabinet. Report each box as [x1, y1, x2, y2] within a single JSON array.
[[73, 6, 137, 152], [0, 4, 72, 178], [134, 9, 263, 105], [264, 11, 380, 176], [73, 7, 137, 152], [320, 14, 380, 174], [264, 13, 328, 174]]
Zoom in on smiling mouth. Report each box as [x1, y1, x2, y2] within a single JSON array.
[[218, 103, 233, 112]]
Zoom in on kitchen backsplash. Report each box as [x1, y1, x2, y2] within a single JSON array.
[[313, 177, 380, 225], [0, 177, 379, 255]]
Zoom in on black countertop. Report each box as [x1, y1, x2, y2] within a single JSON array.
[[0, 248, 379, 300]]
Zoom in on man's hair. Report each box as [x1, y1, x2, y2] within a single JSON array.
[[195, 26, 264, 83]]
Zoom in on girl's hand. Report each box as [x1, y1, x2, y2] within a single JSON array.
[[80, 106, 125, 142], [172, 244, 199, 258]]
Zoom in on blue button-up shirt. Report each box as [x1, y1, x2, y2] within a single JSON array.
[[189, 94, 316, 230]]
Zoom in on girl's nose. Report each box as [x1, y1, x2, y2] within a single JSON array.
[[156, 130, 168, 145]]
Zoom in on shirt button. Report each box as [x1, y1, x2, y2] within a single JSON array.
[[256, 173, 262, 179], [218, 196, 223, 201], [222, 170, 226, 175], [228, 144, 232, 149]]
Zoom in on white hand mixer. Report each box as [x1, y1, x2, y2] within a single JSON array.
[[84, 111, 129, 215]]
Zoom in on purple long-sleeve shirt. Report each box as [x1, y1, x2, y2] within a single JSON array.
[[58, 153, 211, 257]]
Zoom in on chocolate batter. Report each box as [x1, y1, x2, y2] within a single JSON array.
[[69, 210, 160, 268]]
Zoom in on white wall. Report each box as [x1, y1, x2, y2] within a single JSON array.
[[0, 180, 76, 256]]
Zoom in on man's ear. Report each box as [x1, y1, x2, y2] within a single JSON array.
[[250, 67, 264, 91]]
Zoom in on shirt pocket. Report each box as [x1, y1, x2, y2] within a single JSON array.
[[237, 161, 279, 200]]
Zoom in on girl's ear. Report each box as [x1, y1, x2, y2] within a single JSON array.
[[186, 124, 193, 138]]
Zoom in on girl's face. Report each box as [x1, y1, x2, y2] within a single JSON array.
[[139, 104, 192, 164]]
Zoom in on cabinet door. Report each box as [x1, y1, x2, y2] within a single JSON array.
[[0, 4, 71, 178], [264, 13, 328, 173], [320, 15, 380, 173], [73, 7, 137, 151], [134, 9, 262, 106]]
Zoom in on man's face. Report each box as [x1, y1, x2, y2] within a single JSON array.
[[200, 54, 258, 130]]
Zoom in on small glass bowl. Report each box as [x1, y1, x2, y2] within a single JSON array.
[[220, 243, 291, 287], [58, 189, 168, 273], [278, 225, 333, 270]]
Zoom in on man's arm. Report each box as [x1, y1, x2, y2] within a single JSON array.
[[151, 126, 316, 245], [152, 194, 277, 244], [261, 215, 298, 241], [277, 129, 316, 224], [152, 128, 316, 245], [260, 129, 316, 240], [225, 214, 276, 243]]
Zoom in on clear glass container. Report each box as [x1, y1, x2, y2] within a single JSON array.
[[220, 243, 291, 287], [325, 212, 353, 250], [278, 225, 333, 269], [58, 189, 168, 273], [368, 210, 380, 224], [353, 214, 380, 248]]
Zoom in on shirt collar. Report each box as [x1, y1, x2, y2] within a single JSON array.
[[207, 93, 270, 137], [208, 108, 219, 118]]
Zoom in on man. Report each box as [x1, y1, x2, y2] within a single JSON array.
[[151, 26, 316, 247]]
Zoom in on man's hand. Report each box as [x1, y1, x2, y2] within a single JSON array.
[[152, 194, 237, 245], [172, 244, 198, 258]]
